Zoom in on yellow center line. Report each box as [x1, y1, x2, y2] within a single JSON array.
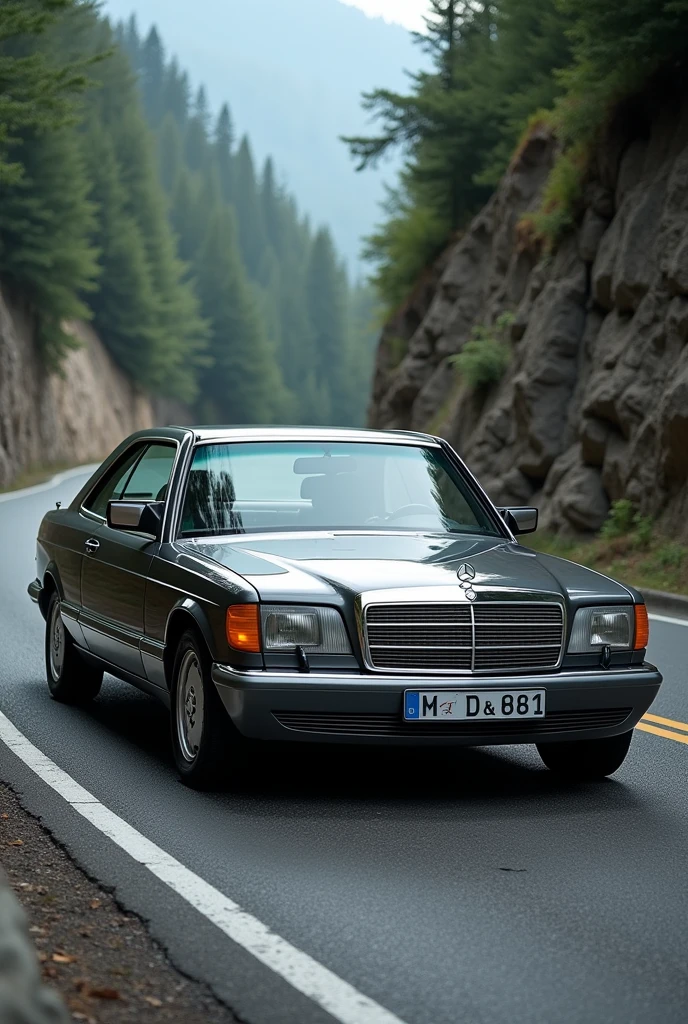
[[642, 712, 688, 734], [637, 721, 688, 746]]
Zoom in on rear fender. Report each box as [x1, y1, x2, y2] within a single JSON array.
[[41, 564, 84, 646]]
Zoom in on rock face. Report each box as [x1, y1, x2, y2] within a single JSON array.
[[0, 288, 188, 489], [0, 868, 70, 1023], [368, 92, 688, 540]]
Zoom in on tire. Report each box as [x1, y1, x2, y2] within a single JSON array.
[[537, 729, 634, 781], [170, 630, 234, 788], [45, 592, 103, 704]]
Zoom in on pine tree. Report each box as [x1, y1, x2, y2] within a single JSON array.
[[0, 0, 101, 364], [161, 57, 190, 125], [194, 205, 285, 423], [306, 229, 350, 425], [140, 27, 165, 127], [0, 123, 99, 367], [157, 111, 183, 194], [184, 85, 210, 172], [214, 103, 234, 203], [193, 159, 223, 254], [261, 158, 284, 257], [81, 117, 163, 383], [170, 168, 201, 263], [119, 14, 141, 70], [114, 102, 207, 399], [0, 0, 92, 185], [233, 136, 267, 280]]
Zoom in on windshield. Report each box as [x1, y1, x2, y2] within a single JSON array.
[[179, 441, 500, 538]]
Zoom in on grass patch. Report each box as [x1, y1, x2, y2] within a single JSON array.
[[385, 334, 409, 370], [518, 142, 588, 254], [530, 518, 688, 596], [451, 312, 513, 393]]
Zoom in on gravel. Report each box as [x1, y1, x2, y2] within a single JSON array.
[[0, 784, 239, 1024]]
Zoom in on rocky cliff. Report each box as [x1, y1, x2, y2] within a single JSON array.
[[369, 87, 688, 540], [0, 287, 188, 489]]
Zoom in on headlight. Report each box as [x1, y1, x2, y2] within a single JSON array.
[[567, 605, 634, 653], [261, 605, 352, 654]]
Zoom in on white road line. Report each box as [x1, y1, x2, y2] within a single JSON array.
[[0, 710, 406, 1024], [649, 613, 688, 628], [0, 464, 98, 504]]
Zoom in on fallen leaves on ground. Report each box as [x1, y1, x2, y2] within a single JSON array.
[[52, 951, 78, 964], [89, 986, 122, 1001]]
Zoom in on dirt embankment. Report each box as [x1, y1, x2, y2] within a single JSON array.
[[369, 87, 688, 541], [0, 288, 189, 490]]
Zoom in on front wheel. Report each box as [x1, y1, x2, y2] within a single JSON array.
[[45, 592, 102, 704], [537, 729, 634, 780], [170, 630, 235, 788]]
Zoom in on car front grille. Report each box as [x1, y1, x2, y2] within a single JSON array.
[[365, 602, 564, 673], [272, 708, 633, 738]]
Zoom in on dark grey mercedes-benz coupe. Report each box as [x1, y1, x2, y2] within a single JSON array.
[[29, 426, 661, 787]]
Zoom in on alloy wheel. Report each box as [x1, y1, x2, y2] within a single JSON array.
[[175, 649, 205, 762], [49, 600, 65, 681]]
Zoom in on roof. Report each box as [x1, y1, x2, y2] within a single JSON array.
[[170, 425, 441, 445]]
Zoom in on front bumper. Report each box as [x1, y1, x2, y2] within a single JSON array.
[[211, 663, 662, 746]]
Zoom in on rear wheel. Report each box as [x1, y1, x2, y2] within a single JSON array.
[[537, 730, 634, 780], [45, 592, 103, 704], [170, 630, 235, 788]]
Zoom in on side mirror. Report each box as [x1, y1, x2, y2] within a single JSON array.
[[107, 500, 164, 538], [499, 506, 539, 536]]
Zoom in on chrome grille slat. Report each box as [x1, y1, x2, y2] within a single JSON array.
[[365, 601, 564, 673], [370, 645, 473, 650]]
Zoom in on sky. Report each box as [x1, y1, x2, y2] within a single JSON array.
[[338, 0, 427, 32]]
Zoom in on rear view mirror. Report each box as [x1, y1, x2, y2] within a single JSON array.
[[107, 500, 164, 537], [499, 507, 539, 536]]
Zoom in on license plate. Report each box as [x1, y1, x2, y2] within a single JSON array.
[[404, 689, 546, 721]]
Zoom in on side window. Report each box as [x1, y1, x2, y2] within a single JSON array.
[[120, 444, 177, 502], [83, 445, 146, 519]]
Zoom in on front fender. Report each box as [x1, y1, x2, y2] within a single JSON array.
[[164, 597, 218, 658]]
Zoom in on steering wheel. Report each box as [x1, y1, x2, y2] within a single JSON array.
[[386, 503, 436, 522]]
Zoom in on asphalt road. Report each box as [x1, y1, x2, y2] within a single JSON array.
[[1, 469, 687, 1024]]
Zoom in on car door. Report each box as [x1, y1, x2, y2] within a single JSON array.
[[80, 442, 178, 677], [60, 444, 147, 645]]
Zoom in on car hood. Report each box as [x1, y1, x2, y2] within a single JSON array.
[[176, 533, 636, 608]]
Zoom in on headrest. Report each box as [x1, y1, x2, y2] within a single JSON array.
[[300, 475, 326, 500], [300, 474, 356, 501]]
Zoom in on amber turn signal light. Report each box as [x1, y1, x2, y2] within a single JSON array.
[[634, 604, 649, 650], [227, 604, 261, 652]]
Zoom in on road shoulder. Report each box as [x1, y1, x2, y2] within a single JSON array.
[[0, 783, 238, 1024]]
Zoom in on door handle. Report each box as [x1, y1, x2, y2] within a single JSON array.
[[85, 538, 100, 554]]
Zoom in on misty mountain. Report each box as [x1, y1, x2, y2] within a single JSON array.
[[102, 0, 422, 268]]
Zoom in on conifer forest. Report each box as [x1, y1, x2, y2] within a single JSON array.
[[0, 0, 377, 426]]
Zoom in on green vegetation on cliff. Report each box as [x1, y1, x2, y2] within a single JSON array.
[[532, 499, 688, 597], [346, 0, 688, 310], [0, 1, 378, 423]]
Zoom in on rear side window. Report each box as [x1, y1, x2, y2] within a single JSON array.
[[83, 445, 146, 518], [120, 444, 177, 502]]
